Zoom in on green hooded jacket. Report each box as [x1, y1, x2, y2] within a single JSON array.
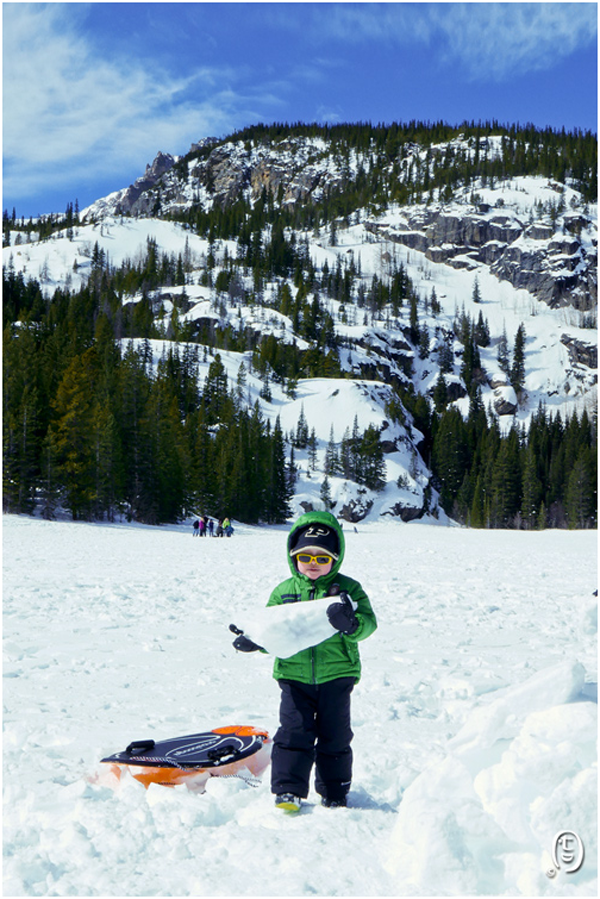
[[267, 510, 377, 684]]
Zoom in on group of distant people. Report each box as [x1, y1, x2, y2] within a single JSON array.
[[192, 515, 233, 538]]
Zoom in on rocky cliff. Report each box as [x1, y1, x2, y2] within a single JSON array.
[[82, 136, 597, 313], [365, 201, 596, 311]]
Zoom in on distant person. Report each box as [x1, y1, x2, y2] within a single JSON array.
[[192, 519, 200, 537], [216, 519, 224, 537], [208, 518, 214, 537]]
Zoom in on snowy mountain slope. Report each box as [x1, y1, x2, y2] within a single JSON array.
[[122, 336, 433, 522], [3, 129, 597, 523], [5, 186, 596, 430], [3, 513, 597, 896], [79, 133, 597, 312]]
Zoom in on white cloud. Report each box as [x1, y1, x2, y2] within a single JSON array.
[[434, 3, 598, 80], [2, 4, 239, 199], [316, 103, 344, 124], [298, 2, 597, 81]]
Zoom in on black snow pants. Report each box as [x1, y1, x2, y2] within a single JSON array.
[[271, 677, 354, 801]]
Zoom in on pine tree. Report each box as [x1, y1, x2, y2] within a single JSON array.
[[259, 368, 272, 402], [409, 293, 419, 345], [418, 322, 430, 359], [287, 444, 298, 495], [3, 323, 44, 513], [320, 475, 333, 511], [510, 323, 527, 398], [489, 427, 521, 527], [340, 426, 353, 479], [460, 329, 481, 395], [432, 407, 469, 510], [497, 326, 510, 375], [359, 425, 386, 491], [350, 415, 361, 481], [437, 332, 454, 373], [203, 353, 232, 425], [270, 415, 292, 522], [308, 428, 318, 471], [295, 404, 309, 448], [118, 343, 153, 522], [474, 310, 490, 347], [92, 398, 123, 521], [433, 372, 448, 412], [235, 361, 247, 409], [186, 402, 214, 516], [246, 401, 269, 521], [469, 474, 485, 527], [521, 444, 543, 529], [147, 377, 189, 523], [565, 446, 597, 528], [46, 349, 98, 519], [325, 425, 340, 476]]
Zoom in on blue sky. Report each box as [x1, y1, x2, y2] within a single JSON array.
[[3, 1, 597, 218]]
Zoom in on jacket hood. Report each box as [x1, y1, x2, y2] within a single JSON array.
[[286, 510, 345, 583]]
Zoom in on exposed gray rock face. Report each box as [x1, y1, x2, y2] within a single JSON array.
[[113, 152, 176, 217], [200, 146, 251, 208], [365, 204, 596, 311], [385, 502, 424, 522], [338, 497, 374, 522], [561, 335, 598, 369]]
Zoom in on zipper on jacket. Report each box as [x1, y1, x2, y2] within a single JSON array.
[[309, 587, 316, 684]]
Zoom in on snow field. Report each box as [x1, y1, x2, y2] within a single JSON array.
[[2, 514, 597, 896]]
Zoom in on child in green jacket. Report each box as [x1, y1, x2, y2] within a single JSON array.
[[236, 510, 377, 812]]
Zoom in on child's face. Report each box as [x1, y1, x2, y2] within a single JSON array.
[[296, 554, 333, 580]]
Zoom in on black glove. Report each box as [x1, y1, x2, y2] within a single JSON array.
[[326, 592, 359, 635], [229, 624, 263, 653], [233, 634, 263, 652]]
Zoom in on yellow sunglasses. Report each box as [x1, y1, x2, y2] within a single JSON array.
[[295, 553, 333, 566]]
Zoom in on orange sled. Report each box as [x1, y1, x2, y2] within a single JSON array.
[[101, 725, 271, 791]]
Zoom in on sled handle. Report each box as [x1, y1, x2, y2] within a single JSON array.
[[126, 739, 156, 755], [207, 743, 241, 763]]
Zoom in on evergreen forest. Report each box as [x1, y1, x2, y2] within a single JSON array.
[[3, 120, 597, 528]]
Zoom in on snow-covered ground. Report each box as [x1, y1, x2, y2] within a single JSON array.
[[3, 513, 597, 896]]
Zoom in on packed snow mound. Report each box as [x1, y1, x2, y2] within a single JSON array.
[[387, 691, 597, 895], [581, 592, 598, 635], [448, 660, 586, 752]]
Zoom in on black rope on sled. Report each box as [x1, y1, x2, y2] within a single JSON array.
[[218, 773, 263, 788], [122, 755, 187, 769]]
